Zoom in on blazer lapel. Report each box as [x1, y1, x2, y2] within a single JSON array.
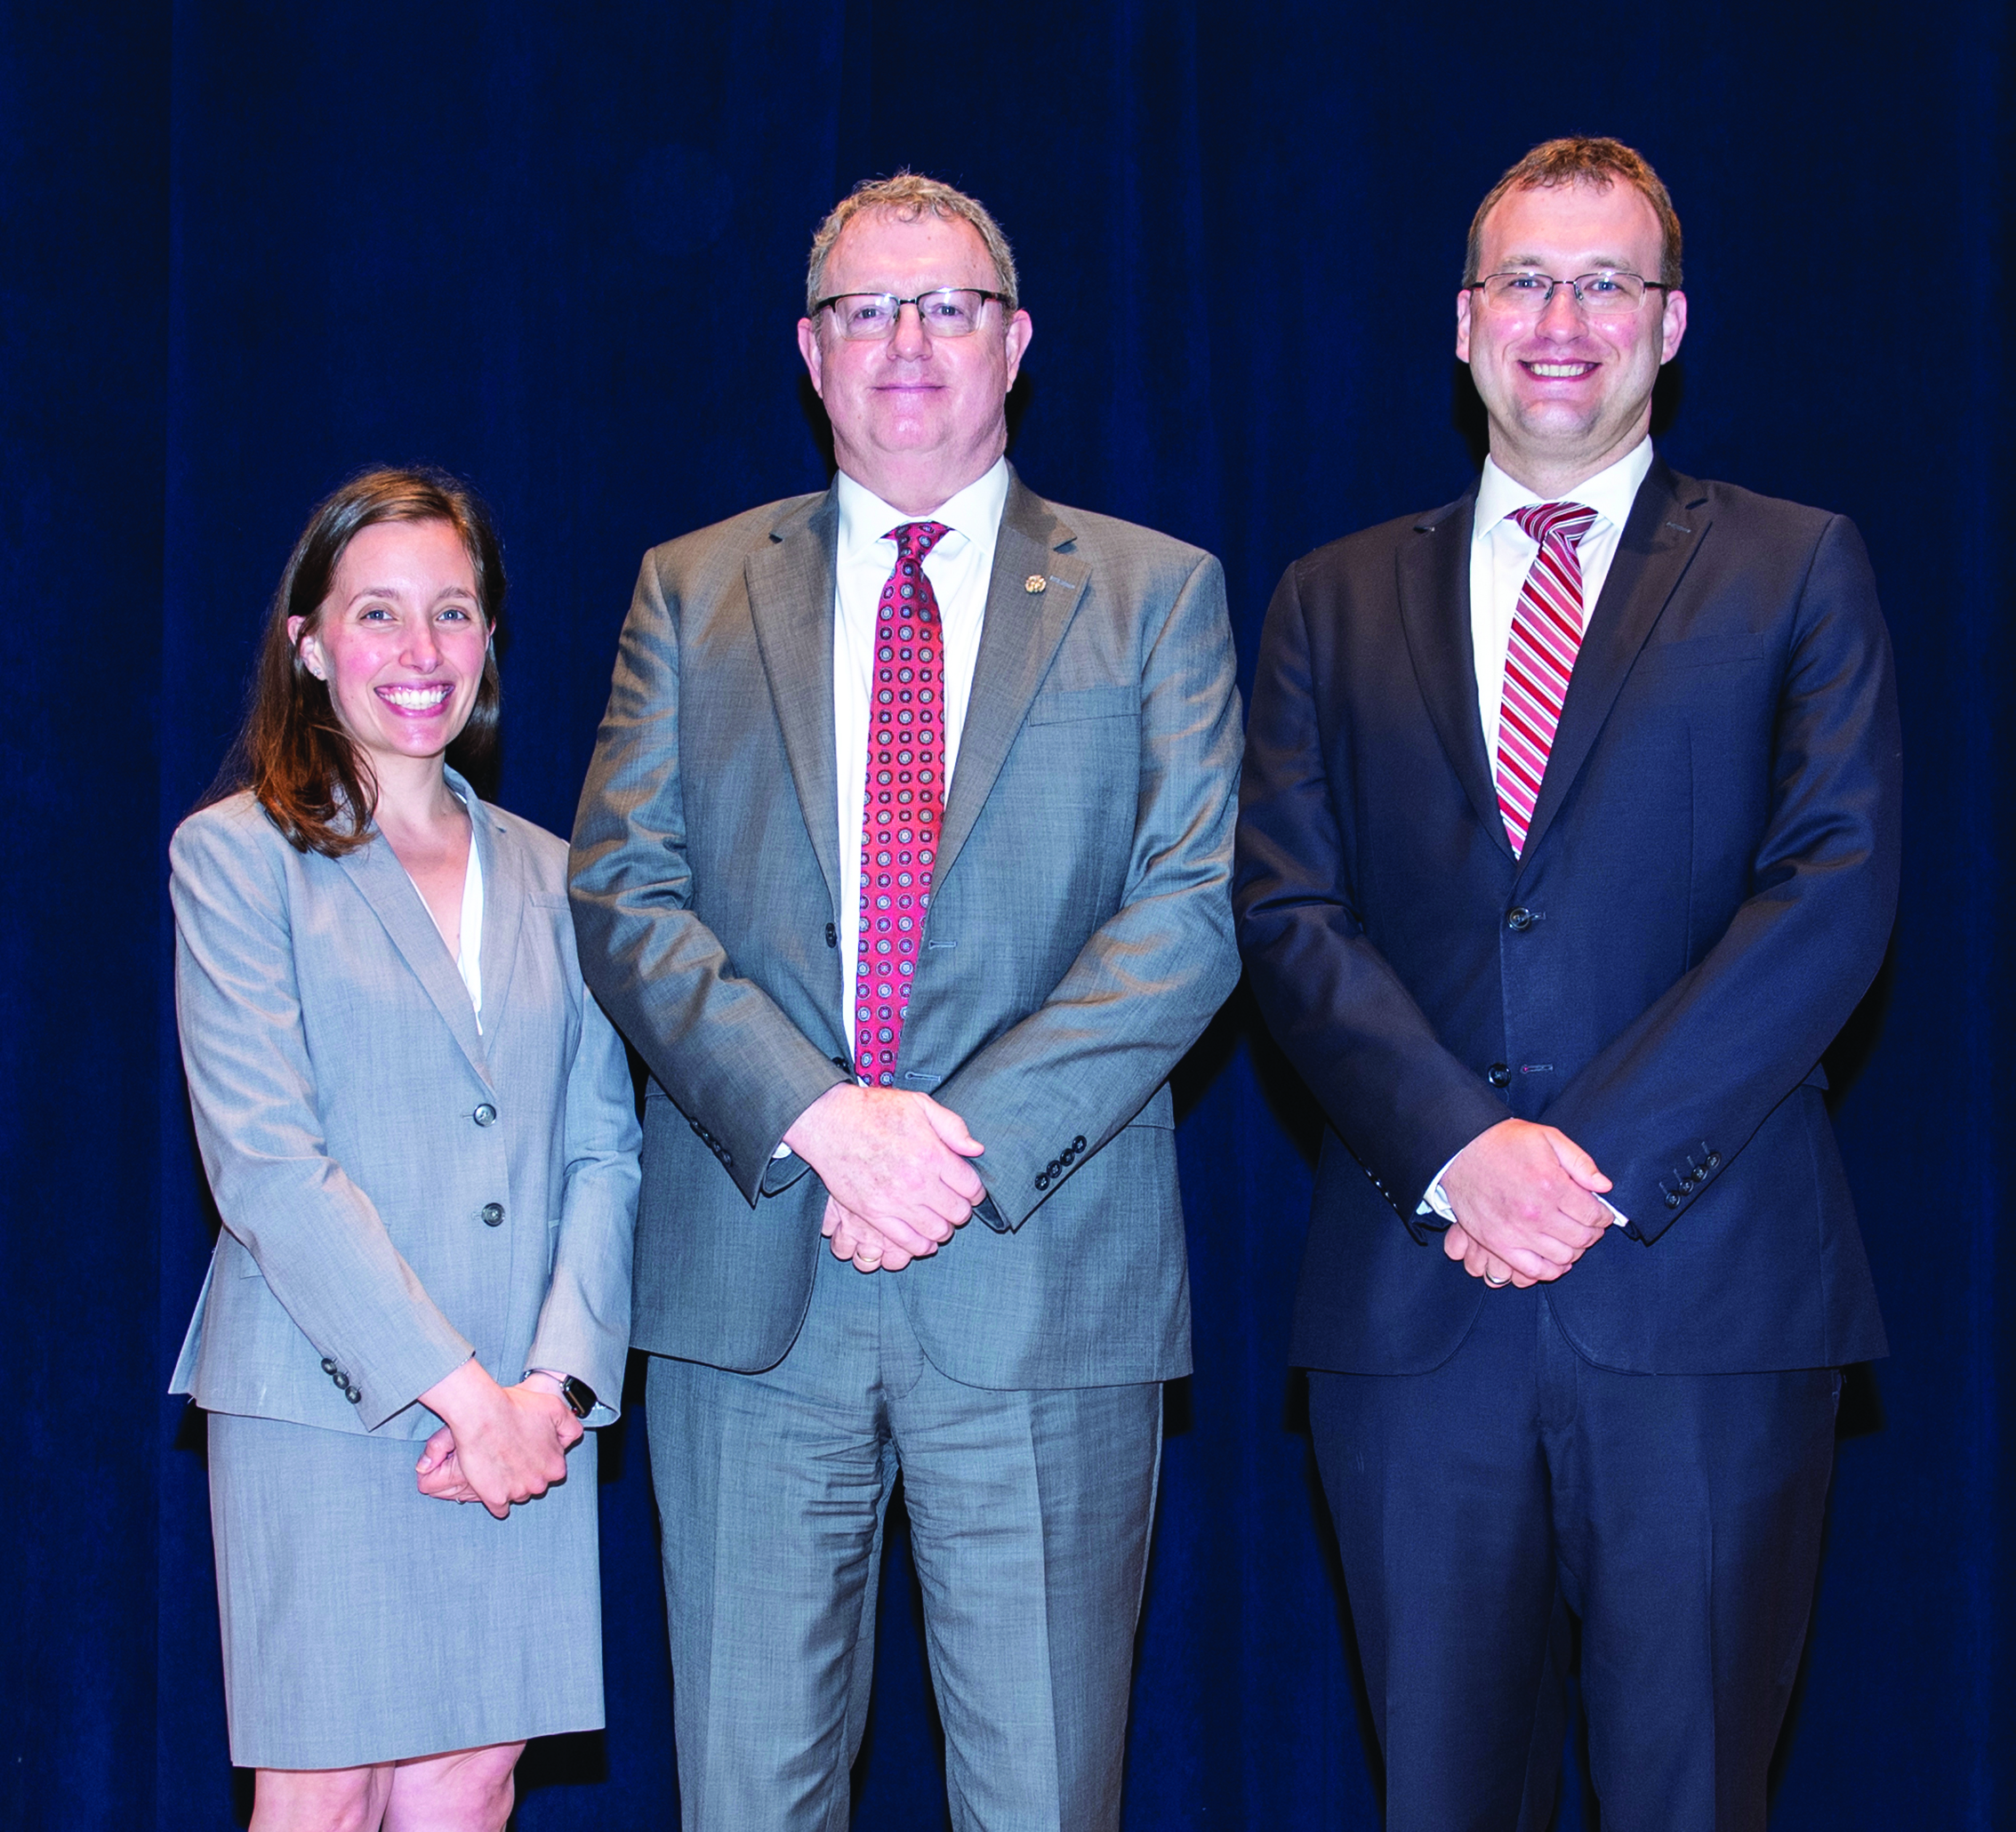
[[745, 491, 843, 918], [334, 823, 492, 1086], [1516, 460, 1707, 867], [462, 779, 525, 1042], [1396, 486, 1514, 860], [934, 474, 1090, 886]]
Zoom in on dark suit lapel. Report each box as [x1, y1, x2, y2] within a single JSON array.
[[334, 823, 492, 1085], [1517, 460, 1707, 867], [934, 474, 1090, 886], [746, 491, 843, 917], [1396, 486, 1514, 861]]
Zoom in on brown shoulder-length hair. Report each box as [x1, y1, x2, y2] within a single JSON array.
[[208, 467, 507, 856]]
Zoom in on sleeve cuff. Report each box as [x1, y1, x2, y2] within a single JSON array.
[[760, 1146, 815, 1196]]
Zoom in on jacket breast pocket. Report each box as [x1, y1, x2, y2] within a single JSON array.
[[1635, 634, 1778, 673], [1025, 684, 1140, 726]]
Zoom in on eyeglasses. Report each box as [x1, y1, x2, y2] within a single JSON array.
[[815, 288, 1008, 341], [1467, 269, 1672, 317]]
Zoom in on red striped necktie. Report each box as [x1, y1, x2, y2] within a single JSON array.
[[855, 521, 948, 1087], [1494, 500, 1599, 856]]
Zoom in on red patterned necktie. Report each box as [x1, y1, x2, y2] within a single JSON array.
[[1494, 500, 1599, 856], [855, 522, 949, 1087]]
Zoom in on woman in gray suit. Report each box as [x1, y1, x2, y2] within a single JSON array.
[[170, 469, 639, 1830]]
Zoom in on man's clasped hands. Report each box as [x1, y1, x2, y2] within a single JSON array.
[[784, 1082, 988, 1273], [1439, 1116, 1618, 1290]]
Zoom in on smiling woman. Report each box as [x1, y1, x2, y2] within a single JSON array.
[[168, 468, 639, 1831], [219, 468, 507, 856]]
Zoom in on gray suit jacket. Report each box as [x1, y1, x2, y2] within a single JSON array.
[[171, 773, 640, 1435], [570, 471, 1241, 1389]]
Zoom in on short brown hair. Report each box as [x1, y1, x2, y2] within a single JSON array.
[[1466, 137, 1683, 288], [211, 467, 507, 856], [806, 172, 1020, 317]]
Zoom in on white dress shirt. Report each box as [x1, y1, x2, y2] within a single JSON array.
[[831, 457, 1008, 1046], [1422, 438, 1655, 1230], [1467, 437, 1655, 749]]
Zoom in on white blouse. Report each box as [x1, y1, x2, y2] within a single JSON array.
[[398, 789, 485, 1030]]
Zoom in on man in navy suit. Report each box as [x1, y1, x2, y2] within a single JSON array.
[[1234, 137, 1901, 1829]]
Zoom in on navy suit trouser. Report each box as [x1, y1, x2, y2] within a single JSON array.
[[1310, 1286, 1840, 1832]]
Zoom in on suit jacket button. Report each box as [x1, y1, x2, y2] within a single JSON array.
[[1035, 1170, 1051, 1192], [472, 1102, 498, 1127], [1665, 1190, 1683, 1209], [1487, 1063, 1511, 1089], [321, 1358, 338, 1375], [480, 1202, 505, 1226], [1506, 907, 1533, 932], [1071, 1135, 1087, 1153], [347, 1386, 362, 1403], [1704, 1152, 1721, 1171]]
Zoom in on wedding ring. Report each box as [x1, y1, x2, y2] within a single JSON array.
[[1483, 1271, 1511, 1287]]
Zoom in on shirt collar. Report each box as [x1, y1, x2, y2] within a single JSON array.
[[1475, 436, 1655, 541], [835, 456, 1010, 566]]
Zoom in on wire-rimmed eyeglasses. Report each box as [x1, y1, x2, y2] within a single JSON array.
[[814, 288, 1008, 341], [1466, 269, 1673, 317]]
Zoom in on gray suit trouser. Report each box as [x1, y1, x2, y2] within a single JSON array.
[[647, 1244, 1162, 1831]]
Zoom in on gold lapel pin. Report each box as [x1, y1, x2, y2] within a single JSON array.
[[1024, 575, 1048, 594]]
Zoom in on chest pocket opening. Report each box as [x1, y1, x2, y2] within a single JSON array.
[[1025, 685, 1140, 727]]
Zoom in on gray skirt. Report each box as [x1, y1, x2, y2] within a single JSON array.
[[206, 1410, 604, 1771]]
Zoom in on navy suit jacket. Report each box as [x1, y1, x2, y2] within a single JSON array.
[[1234, 459, 1900, 1377]]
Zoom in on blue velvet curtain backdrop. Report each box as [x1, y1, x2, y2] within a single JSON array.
[[3, 3, 2010, 1826]]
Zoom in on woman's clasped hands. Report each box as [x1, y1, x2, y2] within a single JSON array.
[[414, 1358, 582, 1518]]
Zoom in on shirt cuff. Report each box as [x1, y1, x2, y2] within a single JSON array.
[[1417, 1153, 1630, 1228], [1418, 1153, 1461, 1223]]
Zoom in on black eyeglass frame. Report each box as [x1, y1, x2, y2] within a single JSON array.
[[1464, 269, 1675, 309], [811, 287, 1012, 333]]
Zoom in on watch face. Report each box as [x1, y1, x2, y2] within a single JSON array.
[[561, 1376, 596, 1419]]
